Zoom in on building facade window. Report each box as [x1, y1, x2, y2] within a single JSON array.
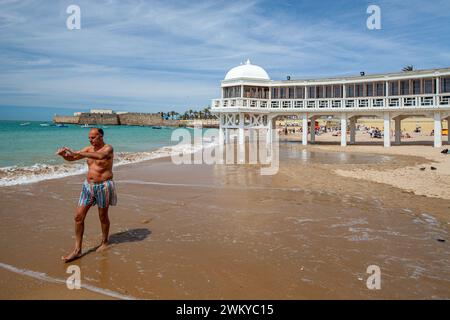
[[244, 86, 269, 98], [295, 86, 305, 99], [347, 84, 355, 98], [317, 86, 324, 98], [223, 86, 241, 98], [413, 80, 421, 94], [423, 79, 433, 94], [333, 85, 342, 98], [400, 80, 409, 95], [272, 88, 279, 99], [365, 83, 373, 97], [355, 84, 363, 97], [390, 81, 399, 96], [376, 83, 385, 96], [308, 86, 316, 99], [441, 77, 450, 93]]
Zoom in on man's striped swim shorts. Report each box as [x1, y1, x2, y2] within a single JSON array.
[[78, 179, 117, 208]]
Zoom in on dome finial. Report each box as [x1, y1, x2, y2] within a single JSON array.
[[245, 58, 251, 65]]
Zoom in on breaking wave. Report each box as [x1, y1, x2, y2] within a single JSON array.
[[0, 142, 214, 187]]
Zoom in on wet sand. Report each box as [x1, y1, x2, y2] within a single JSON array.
[[0, 144, 449, 299]]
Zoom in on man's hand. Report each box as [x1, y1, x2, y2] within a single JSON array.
[[56, 147, 69, 156], [64, 148, 76, 157], [56, 147, 83, 161]]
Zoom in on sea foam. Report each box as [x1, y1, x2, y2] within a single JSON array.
[[0, 141, 215, 187]]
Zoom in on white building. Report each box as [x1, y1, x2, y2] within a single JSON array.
[[212, 60, 450, 148], [90, 109, 114, 114]]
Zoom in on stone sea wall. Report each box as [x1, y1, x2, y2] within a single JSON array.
[[54, 113, 219, 128], [53, 115, 80, 124], [78, 113, 119, 125]]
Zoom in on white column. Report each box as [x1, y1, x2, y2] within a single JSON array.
[[225, 128, 230, 144], [384, 112, 391, 147], [238, 113, 245, 145], [249, 127, 255, 144], [219, 114, 224, 143], [238, 113, 245, 163], [266, 118, 273, 149], [349, 117, 356, 144], [395, 117, 401, 145], [434, 112, 442, 148], [447, 117, 450, 144], [340, 113, 347, 147], [302, 113, 308, 145], [310, 116, 316, 143], [385, 80, 389, 108], [217, 115, 225, 164], [436, 77, 440, 95]]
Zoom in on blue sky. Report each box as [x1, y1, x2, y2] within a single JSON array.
[[1, 0, 449, 118]]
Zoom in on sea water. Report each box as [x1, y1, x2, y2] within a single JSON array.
[[0, 120, 196, 186]]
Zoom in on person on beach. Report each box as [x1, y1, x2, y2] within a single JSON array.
[[56, 128, 117, 262]]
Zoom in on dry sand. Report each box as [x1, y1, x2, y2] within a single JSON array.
[[282, 131, 450, 200]]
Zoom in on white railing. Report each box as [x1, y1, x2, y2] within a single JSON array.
[[212, 94, 449, 111], [440, 95, 450, 105]]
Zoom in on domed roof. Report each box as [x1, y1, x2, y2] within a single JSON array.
[[224, 59, 270, 81]]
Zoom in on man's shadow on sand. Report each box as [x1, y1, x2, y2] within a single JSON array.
[[68, 228, 152, 262], [108, 228, 152, 244]]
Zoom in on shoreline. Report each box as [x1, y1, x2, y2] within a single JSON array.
[[2, 137, 450, 201], [0, 141, 212, 187]]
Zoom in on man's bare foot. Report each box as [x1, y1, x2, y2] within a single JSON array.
[[61, 249, 82, 263], [96, 242, 109, 252]]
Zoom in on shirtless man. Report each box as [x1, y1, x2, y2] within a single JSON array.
[[56, 128, 117, 262]]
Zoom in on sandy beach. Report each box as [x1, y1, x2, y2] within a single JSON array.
[[283, 131, 450, 200], [0, 139, 449, 300]]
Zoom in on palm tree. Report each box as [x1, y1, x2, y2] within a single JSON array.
[[402, 65, 414, 72], [187, 109, 194, 120], [203, 106, 211, 119]]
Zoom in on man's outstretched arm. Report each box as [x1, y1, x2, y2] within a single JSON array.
[[74, 145, 113, 160], [56, 147, 88, 162]]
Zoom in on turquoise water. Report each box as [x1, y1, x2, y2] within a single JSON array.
[[0, 120, 181, 168]]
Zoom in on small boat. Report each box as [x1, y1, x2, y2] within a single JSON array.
[[56, 124, 68, 128], [152, 126, 162, 129], [20, 122, 30, 126], [80, 124, 92, 128], [40, 123, 50, 127]]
